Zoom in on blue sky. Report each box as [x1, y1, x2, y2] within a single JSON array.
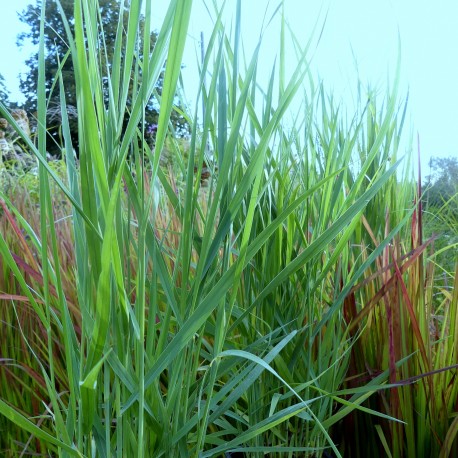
[[1, 0, 457, 171]]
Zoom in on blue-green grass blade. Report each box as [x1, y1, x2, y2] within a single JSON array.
[[173, 329, 299, 443], [153, 0, 193, 172], [247, 161, 402, 318], [0, 400, 81, 456], [0, 102, 100, 238]]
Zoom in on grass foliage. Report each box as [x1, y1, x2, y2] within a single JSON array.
[[0, 0, 457, 456]]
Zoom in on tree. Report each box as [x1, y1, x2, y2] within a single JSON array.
[[17, 0, 189, 156], [424, 157, 458, 210], [0, 74, 10, 106], [423, 156, 458, 280]]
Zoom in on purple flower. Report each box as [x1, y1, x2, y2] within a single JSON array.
[[146, 123, 158, 135]]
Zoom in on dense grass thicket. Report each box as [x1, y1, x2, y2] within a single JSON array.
[[0, 0, 457, 456]]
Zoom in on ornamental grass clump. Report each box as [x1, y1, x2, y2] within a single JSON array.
[[1, 0, 457, 457], [336, 167, 458, 458]]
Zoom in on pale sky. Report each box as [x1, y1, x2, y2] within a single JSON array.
[[1, 0, 457, 171]]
